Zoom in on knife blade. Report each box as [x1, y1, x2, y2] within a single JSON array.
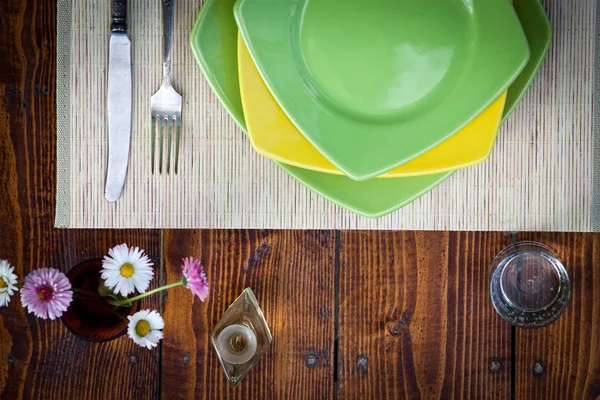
[[105, 0, 132, 202]]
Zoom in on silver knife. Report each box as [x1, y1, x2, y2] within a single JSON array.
[[105, 0, 132, 202]]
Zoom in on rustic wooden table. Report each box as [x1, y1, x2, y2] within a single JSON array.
[[0, 1, 599, 399]]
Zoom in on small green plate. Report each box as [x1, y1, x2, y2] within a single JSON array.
[[234, 0, 529, 180], [502, 0, 552, 123], [190, 0, 452, 218]]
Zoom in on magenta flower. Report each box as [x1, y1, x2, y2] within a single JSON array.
[[20, 268, 73, 320], [181, 257, 209, 301]]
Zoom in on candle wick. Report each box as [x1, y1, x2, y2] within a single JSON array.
[[229, 333, 247, 353]]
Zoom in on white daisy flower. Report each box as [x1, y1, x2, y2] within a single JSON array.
[[101, 244, 154, 296], [0, 259, 19, 307], [127, 309, 164, 349]]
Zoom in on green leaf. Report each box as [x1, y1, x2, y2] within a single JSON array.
[[98, 280, 133, 307], [98, 282, 117, 298]]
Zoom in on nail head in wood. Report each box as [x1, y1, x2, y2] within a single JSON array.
[[533, 360, 546, 377], [305, 351, 318, 369], [357, 354, 368, 375], [182, 352, 191, 366], [488, 357, 501, 373]]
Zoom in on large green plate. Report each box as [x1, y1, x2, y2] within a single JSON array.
[[501, 0, 552, 123], [190, 0, 452, 218], [234, 0, 529, 180]]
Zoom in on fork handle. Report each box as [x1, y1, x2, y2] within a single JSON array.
[[162, 0, 175, 87], [111, 0, 127, 33]]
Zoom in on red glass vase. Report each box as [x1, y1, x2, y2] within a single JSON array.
[[61, 259, 139, 342]]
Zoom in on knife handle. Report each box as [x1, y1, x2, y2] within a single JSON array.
[[111, 0, 127, 33]]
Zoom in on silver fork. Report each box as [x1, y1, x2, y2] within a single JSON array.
[[151, 0, 182, 174]]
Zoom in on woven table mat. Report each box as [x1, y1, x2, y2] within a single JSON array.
[[55, 0, 598, 230]]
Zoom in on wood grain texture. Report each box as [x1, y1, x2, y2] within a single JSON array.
[[337, 231, 514, 399], [0, 0, 163, 398], [161, 230, 336, 399], [514, 233, 600, 400]]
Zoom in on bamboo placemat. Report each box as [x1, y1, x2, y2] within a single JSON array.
[[55, 0, 598, 230]]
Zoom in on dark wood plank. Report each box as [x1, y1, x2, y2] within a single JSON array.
[[161, 229, 336, 399], [338, 231, 513, 399], [514, 232, 600, 400], [0, 0, 163, 398]]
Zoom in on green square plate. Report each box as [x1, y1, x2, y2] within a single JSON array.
[[501, 0, 552, 123], [234, 0, 529, 180], [190, 0, 452, 218]]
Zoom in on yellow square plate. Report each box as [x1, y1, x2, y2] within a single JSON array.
[[238, 34, 507, 178]]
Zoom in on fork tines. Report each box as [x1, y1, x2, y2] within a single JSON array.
[[151, 111, 181, 174]]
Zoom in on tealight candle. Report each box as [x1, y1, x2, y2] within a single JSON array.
[[216, 324, 258, 365]]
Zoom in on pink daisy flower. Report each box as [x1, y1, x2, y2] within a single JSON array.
[[181, 257, 209, 301], [20, 268, 73, 320]]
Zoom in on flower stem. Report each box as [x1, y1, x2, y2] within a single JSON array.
[[118, 280, 184, 304], [113, 306, 129, 322], [72, 288, 99, 297], [73, 293, 99, 300]]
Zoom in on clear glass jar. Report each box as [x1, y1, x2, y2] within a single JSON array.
[[490, 241, 570, 329]]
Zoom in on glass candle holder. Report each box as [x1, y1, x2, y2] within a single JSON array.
[[211, 288, 272, 388], [490, 241, 571, 329]]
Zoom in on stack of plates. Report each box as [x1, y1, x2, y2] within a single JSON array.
[[191, 0, 551, 218]]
